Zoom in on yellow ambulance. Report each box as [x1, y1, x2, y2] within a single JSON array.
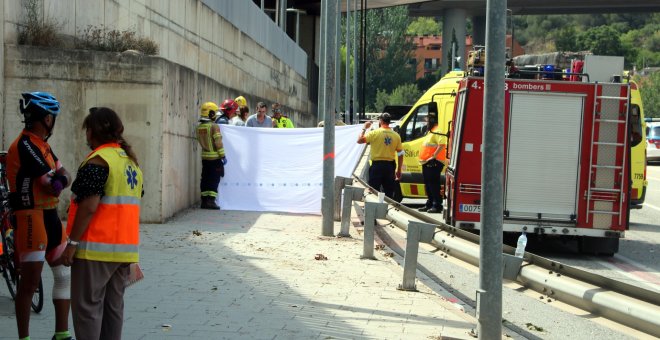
[[392, 70, 465, 201]]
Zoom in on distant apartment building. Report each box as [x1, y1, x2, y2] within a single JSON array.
[[413, 35, 525, 79]]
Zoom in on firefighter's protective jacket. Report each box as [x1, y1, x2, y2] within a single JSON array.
[[196, 119, 225, 160]]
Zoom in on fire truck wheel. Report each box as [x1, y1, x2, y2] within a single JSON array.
[[578, 236, 618, 257]]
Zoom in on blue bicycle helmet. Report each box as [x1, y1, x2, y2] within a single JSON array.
[[19, 92, 60, 119]]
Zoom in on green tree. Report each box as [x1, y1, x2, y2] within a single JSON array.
[[637, 72, 660, 118], [362, 6, 416, 111], [406, 17, 440, 36], [416, 70, 441, 92], [374, 84, 422, 111], [389, 83, 422, 105], [374, 88, 390, 113], [577, 25, 625, 56], [512, 13, 659, 65], [555, 27, 577, 52]]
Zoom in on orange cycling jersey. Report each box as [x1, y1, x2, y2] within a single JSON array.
[[6, 130, 66, 263], [6, 130, 60, 210]]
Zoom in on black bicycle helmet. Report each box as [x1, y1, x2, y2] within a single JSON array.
[[20, 92, 60, 120]]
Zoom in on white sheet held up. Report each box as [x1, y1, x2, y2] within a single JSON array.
[[216, 125, 365, 214]]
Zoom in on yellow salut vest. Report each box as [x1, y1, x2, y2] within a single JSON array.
[[67, 144, 143, 262]]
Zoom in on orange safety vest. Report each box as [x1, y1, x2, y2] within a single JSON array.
[[419, 125, 447, 162], [67, 144, 143, 263]]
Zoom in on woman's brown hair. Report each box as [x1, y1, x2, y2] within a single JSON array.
[[83, 107, 139, 166], [239, 106, 249, 120]]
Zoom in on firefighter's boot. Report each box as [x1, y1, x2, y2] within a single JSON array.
[[201, 196, 220, 210]]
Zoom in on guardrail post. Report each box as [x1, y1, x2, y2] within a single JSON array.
[[333, 176, 353, 221], [338, 186, 364, 237], [399, 221, 436, 291], [361, 201, 388, 259], [502, 253, 524, 281]]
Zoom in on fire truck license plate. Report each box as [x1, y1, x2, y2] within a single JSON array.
[[459, 204, 481, 213]]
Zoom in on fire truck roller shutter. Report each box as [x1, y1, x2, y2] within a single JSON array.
[[504, 92, 585, 220]]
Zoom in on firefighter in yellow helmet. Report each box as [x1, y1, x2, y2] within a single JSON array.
[[196, 102, 226, 210], [234, 96, 247, 108]]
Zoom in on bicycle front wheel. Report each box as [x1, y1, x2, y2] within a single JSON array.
[[2, 257, 18, 299], [7, 267, 44, 313]]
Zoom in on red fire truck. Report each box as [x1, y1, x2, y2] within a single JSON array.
[[444, 77, 631, 255]]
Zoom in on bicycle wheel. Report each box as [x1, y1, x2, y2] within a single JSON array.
[[2, 256, 18, 299], [5, 265, 44, 313], [13, 274, 44, 313]]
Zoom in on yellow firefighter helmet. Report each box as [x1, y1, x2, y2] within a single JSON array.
[[200, 102, 219, 118]]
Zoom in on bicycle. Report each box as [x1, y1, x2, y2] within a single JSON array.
[[0, 151, 43, 313]]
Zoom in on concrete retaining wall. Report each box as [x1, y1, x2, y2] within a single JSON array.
[[1, 0, 315, 222], [2, 0, 311, 119], [3, 46, 213, 223]]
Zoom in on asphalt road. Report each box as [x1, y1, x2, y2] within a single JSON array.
[[533, 164, 660, 293]]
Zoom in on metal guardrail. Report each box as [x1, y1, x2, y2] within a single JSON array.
[[351, 175, 660, 337]]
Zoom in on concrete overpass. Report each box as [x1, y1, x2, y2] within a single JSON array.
[[270, 0, 660, 75], [284, 0, 660, 15]]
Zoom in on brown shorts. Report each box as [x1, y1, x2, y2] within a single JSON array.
[[14, 209, 66, 263]]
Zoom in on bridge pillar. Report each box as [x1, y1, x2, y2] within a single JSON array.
[[0, 1, 4, 138], [441, 8, 467, 75], [471, 15, 487, 47]]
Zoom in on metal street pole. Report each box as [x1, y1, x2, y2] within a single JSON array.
[[279, 0, 287, 31], [352, 0, 358, 124], [321, 0, 338, 236], [360, 0, 367, 121], [335, 2, 341, 117], [344, 0, 351, 124], [477, 0, 507, 338], [318, 1, 327, 122]]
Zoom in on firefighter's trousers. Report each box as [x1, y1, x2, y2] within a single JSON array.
[[422, 160, 444, 209], [200, 159, 224, 198]]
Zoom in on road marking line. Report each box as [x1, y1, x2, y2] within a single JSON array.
[[615, 254, 660, 279], [596, 257, 660, 293], [643, 202, 660, 212]]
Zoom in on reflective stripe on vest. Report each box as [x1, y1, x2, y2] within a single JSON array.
[[67, 144, 142, 263], [197, 122, 225, 160], [419, 126, 446, 162]]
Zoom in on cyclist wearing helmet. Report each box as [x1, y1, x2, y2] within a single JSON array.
[[196, 102, 226, 210], [6, 92, 74, 340], [215, 99, 239, 125]]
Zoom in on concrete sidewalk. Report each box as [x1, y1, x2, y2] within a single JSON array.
[[0, 208, 477, 339]]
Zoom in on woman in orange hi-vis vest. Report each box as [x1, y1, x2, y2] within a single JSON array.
[[418, 111, 447, 214], [62, 107, 143, 340]]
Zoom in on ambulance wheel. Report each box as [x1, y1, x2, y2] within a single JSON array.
[[392, 182, 403, 203]]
